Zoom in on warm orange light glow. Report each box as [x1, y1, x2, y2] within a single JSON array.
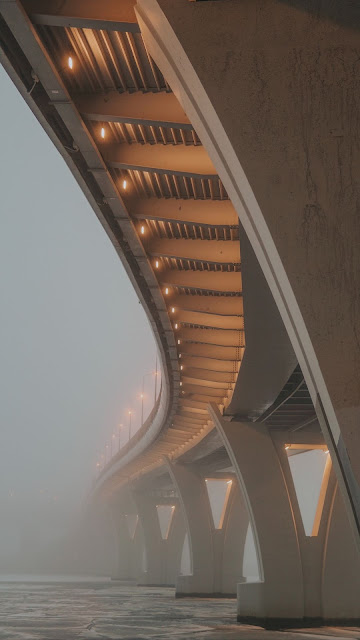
[[68, 56, 73, 69], [175, 323, 178, 329], [101, 126, 105, 139], [140, 393, 144, 399], [140, 225, 145, 235], [122, 179, 127, 190], [171, 307, 175, 314], [285, 445, 290, 450], [165, 287, 169, 295], [325, 450, 329, 454], [177, 339, 181, 345], [179, 353, 182, 358], [180, 365, 183, 370], [155, 260, 159, 269], [180, 382, 182, 386]]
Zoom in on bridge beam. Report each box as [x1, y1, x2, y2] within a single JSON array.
[[74, 92, 191, 129], [22, 0, 140, 32], [102, 143, 217, 178], [179, 343, 244, 361], [179, 327, 244, 347], [159, 270, 242, 293], [176, 310, 243, 331], [144, 238, 240, 265], [170, 294, 243, 317], [130, 198, 238, 226]]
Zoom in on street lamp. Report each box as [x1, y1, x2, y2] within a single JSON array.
[[118, 423, 124, 452], [154, 355, 159, 403], [140, 392, 145, 427], [111, 433, 116, 458]]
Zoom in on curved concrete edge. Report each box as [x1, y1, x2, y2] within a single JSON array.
[[94, 383, 171, 496]]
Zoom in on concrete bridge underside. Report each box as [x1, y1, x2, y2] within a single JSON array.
[[1, 0, 359, 628]]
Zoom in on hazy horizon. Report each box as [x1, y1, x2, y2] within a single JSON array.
[[0, 64, 157, 573]]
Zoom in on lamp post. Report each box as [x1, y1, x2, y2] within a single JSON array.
[[118, 423, 123, 452], [140, 391, 144, 427], [142, 356, 159, 426], [111, 433, 116, 458], [154, 354, 158, 404]]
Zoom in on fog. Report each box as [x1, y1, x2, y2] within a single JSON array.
[[0, 65, 329, 580], [0, 65, 156, 575]]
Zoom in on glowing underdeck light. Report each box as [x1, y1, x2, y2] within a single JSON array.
[[171, 307, 175, 314], [155, 260, 159, 269], [101, 126, 105, 139], [122, 179, 127, 190], [165, 287, 169, 295], [140, 225, 145, 235], [68, 56, 73, 69]]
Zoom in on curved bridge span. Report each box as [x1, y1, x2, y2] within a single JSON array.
[[1, 0, 360, 628]]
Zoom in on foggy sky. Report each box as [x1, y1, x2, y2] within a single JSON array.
[[0, 65, 156, 567]]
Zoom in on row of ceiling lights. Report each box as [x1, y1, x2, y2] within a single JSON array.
[[66, 53, 194, 472], [68, 51, 323, 470]]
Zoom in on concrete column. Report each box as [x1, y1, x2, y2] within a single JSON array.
[[167, 461, 214, 595], [136, 0, 360, 545], [276, 433, 360, 624], [271, 434, 336, 622], [211, 404, 360, 625], [221, 480, 248, 594], [165, 500, 186, 586], [133, 491, 185, 586], [322, 485, 360, 621], [209, 405, 304, 624], [167, 460, 247, 596], [109, 506, 142, 582]]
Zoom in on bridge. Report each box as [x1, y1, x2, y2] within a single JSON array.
[[1, 0, 359, 628]]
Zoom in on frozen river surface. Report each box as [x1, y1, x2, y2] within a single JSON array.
[[0, 578, 238, 639], [0, 578, 360, 640]]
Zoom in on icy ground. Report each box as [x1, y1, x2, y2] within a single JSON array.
[[0, 579, 359, 640]]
